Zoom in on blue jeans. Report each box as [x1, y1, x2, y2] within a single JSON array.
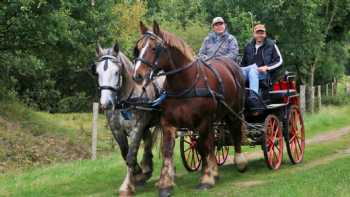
[[241, 64, 267, 94]]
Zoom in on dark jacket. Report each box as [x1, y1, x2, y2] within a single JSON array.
[[241, 38, 283, 71]]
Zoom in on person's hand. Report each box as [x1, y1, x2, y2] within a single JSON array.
[[257, 65, 269, 73]]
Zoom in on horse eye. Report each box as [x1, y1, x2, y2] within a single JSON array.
[[151, 48, 156, 51]]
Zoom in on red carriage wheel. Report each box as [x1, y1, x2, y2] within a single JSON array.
[[262, 114, 284, 170], [180, 132, 201, 172], [285, 105, 305, 164], [215, 145, 229, 166]]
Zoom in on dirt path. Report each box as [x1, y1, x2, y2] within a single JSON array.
[[228, 127, 350, 188], [225, 126, 350, 165]]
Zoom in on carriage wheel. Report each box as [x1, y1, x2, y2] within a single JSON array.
[[215, 145, 229, 166], [285, 105, 305, 164], [180, 132, 201, 172], [262, 114, 284, 170]]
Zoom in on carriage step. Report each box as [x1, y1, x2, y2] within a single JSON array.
[[269, 89, 296, 93], [269, 89, 297, 97], [266, 103, 288, 109]]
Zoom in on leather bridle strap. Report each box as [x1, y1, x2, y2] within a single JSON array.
[[99, 86, 118, 92]]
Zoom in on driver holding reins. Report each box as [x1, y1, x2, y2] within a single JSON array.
[[198, 17, 239, 62]]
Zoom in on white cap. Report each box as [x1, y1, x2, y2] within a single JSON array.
[[212, 17, 225, 25]]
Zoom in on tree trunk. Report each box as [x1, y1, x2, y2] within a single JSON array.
[[306, 64, 315, 113]]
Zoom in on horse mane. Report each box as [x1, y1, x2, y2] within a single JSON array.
[[159, 29, 195, 62], [118, 52, 133, 73]]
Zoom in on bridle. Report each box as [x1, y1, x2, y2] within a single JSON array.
[[134, 31, 167, 80], [134, 31, 195, 81], [91, 54, 124, 95]]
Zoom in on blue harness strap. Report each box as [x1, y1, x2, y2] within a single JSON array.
[[151, 91, 167, 107], [120, 110, 132, 120]]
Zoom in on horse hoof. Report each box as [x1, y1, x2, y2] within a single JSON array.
[[143, 171, 153, 181], [235, 153, 248, 173], [196, 183, 213, 190], [159, 188, 172, 197], [237, 165, 248, 173], [135, 179, 146, 187], [119, 190, 133, 197]]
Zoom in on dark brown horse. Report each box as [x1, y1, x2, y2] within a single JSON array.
[[133, 21, 247, 197]]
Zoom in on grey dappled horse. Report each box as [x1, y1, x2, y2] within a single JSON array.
[[92, 43, 164, 196]]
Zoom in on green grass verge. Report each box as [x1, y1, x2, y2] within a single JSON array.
[[1, 132, 349, 197], [304, 105, 350, 137], [1, 117, 350, 197], [0, 98, 114, 172]]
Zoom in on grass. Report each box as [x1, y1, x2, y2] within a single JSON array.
[[1, 104, 350, 197], [304, 105, 350, 137], [0, 97, 114, 172], [1, 130, 349, 197], [1, 86, 350, 196]]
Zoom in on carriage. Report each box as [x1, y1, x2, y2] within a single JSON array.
[[178, 71, 305, 171]]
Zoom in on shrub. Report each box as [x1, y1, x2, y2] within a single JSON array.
[[322, 95, 350, 106], [57, 92, 91, 113]]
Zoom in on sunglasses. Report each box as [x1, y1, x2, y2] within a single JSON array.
[[214, 22, 224, 26]]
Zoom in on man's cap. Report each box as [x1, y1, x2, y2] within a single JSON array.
[[212, 17, 225, 25], [254, 24, 266, 32]]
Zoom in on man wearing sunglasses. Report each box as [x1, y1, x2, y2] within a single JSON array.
[[198, 17, 239, 62]]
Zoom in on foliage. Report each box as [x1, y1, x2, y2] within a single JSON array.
[[110, 1, 147, 57], [0, 0, 349, 112]]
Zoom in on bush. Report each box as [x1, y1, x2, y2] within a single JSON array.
[[57, 92, 91, 113], [322, 95, 350, 106]]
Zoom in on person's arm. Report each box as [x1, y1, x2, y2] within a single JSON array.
[[198, 37, 209, 59], [267, 44, 283, 71], [223, 36, 239, 62]]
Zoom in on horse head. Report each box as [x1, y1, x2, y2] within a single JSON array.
[[92, 42, 125, 110]]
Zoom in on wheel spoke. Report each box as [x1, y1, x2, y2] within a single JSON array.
[[289, 135, 296, 144], [191, 149, 196, 168], [184, 139, 191, 145], [186, 148, 192, 162], [296, 137, 303, 152], [183, 147, 191, 153], [195, 150, 200, 166]]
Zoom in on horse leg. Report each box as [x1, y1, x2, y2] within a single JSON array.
[[110, 130, 135, 197], [228, 116, 248, 172], [197, 120, 218, 190], [135, 127, 154, 184], [119, 124, 146, 197], [111, 129, 129, 160], [119, 167, 135, 197], [156, 118, 176, 197]]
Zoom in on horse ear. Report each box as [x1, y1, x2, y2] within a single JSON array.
[[140, 21, 148, 34], [153, 21, 161, 36], [113, 42, 120, 55], [96, 43, 102, 57]]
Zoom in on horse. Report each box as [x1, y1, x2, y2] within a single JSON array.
[[91, 42, 164, 197], [132, 21, 248, 197]]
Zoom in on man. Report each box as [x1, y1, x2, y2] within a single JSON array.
[[241, 24, 283, 94], [198, 17, 239, 62]]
